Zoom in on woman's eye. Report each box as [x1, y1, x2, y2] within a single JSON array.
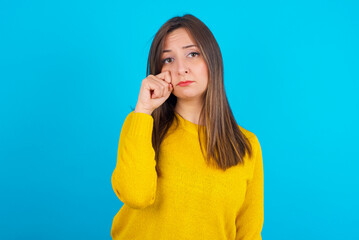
[[162, 58, 173, 64], [189, 52, 200, 57], [162, 52, 199, 64]]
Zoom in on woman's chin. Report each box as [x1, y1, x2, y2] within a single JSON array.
[[173, 94, 203, 102]]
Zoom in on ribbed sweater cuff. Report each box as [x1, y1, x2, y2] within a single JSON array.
[[128, 112, 154, 138]]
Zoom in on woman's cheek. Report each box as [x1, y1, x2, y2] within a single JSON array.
[[161, 65, 169, 73]]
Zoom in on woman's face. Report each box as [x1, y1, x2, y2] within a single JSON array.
[[160, 28, 209, 101]]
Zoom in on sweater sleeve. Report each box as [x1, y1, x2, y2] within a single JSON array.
[[235, 135, 264, 240], [111, 111, 158, 209]]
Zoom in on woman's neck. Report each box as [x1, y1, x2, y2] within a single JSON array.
[[174, 98, 204, 125]]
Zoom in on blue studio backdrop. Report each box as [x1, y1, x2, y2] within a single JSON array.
[[1, 0, 358, 239]]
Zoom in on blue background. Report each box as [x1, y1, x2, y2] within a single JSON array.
[[1, 0, 358, 239]]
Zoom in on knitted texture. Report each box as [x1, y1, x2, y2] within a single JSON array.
[[111, 111, 264, 240]]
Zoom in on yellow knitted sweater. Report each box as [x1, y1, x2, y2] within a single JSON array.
[[111, 111, 264, 240]]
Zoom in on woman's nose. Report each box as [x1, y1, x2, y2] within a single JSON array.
[[174, 58, 189, 75]]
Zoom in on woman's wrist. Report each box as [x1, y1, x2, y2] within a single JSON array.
[[134, 106, 153, 115]]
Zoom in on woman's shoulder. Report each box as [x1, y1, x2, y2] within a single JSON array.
[[238, 124, 262, 151], [238, 125, 262, 163], [238, 124, 257, 140]]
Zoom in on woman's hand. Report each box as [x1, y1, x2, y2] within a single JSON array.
[[134, 71, 173, 115]]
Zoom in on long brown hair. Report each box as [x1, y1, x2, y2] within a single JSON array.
[[147, 14, 252, 176]]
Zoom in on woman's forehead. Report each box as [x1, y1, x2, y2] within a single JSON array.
[[163, 28, 197, 49]]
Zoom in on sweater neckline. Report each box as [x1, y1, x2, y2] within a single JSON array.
[[174, 111, 203, 135]]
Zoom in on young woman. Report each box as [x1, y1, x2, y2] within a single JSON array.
[[111, 14, 264, 240]]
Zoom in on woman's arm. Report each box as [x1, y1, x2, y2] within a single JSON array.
[[111, 111, 158, 209], [235, 135, 264, 240]]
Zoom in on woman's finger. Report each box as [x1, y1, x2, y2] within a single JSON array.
[[145, 77, 163, 99], [155, 71, 172, 84], [148, 75, 170, 97]]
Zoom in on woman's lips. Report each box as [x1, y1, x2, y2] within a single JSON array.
[[177, 81, 194, 87]]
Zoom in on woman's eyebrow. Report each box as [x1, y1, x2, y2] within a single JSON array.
[[162, 44, 198, 53]]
